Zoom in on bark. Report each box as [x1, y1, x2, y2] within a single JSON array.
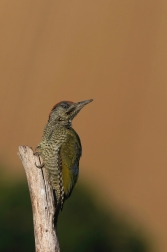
[[18, 146, 60, 252]]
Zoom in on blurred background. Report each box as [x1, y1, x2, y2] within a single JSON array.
[[0, 0, 167, 251]]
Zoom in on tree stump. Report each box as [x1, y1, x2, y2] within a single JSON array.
[[18, 145, 60, 252]]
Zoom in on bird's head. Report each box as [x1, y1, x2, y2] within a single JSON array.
[[48, 99, 93, 126]]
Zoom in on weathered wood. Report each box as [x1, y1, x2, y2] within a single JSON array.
[[18, 146, 60, 252]]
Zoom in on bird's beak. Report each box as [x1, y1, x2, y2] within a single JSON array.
[[74, 99, 93, 110], [66, 99, 93, 119]]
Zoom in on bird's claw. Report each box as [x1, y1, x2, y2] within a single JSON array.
[[34, 151, 44, 168], [35, 162, 44, 168]]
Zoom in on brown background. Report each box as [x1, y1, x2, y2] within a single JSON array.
[[1, 1, 167, 251]]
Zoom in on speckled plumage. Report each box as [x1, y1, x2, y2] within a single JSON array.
[[35, 99, 92, 210]]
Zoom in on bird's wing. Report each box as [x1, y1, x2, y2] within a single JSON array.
[[60, 130, 82, 199]]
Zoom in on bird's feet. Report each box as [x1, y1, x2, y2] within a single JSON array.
[[35, 162, 44, 168], [34, 151, 45, 168]]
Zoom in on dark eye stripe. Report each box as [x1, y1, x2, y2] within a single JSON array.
[[61, 103, 69, 109], [48, 101, 74, 120], [51, 101, 73, 111]]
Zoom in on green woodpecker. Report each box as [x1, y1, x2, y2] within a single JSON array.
[[35, 99, 93, 210]]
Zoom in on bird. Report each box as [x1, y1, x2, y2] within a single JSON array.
[[35, 99, 93, 211]]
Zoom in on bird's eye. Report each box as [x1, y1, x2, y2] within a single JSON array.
[[61, 103, 68, 109]]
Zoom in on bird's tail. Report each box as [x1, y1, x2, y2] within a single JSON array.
[[53, 190, 64, 226]]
